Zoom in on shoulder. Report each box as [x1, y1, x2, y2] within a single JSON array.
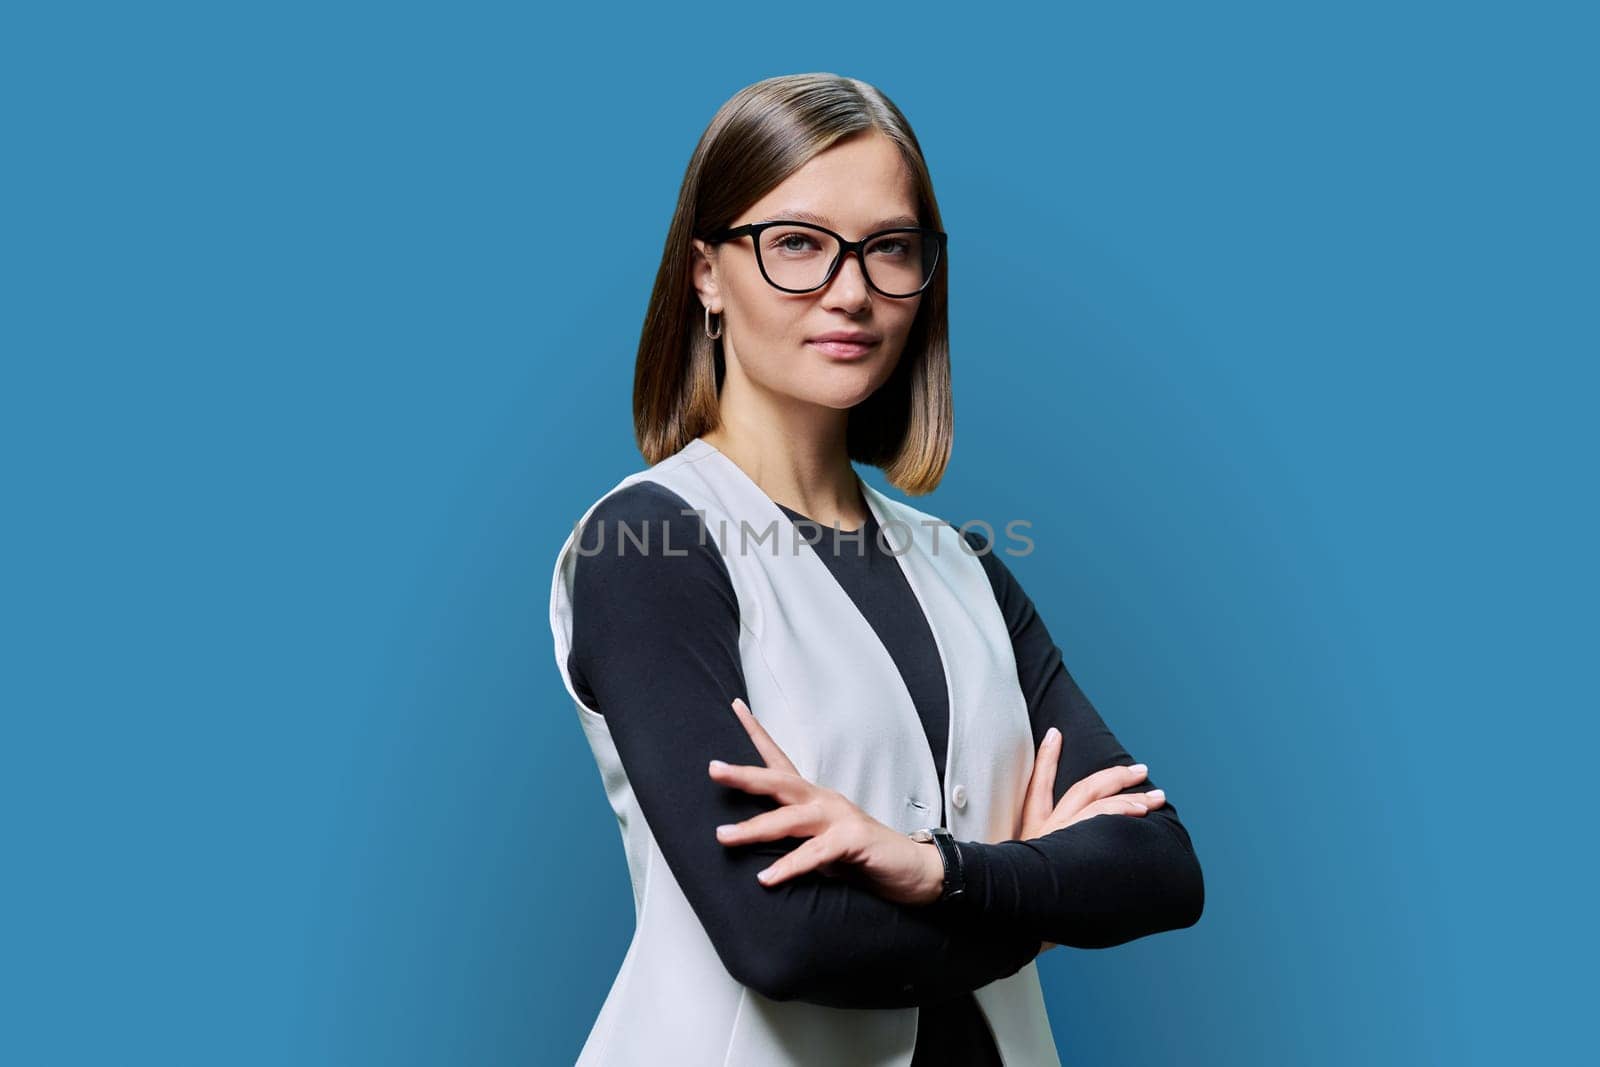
[[869, 487, 1003, 573], [570, 479, 733, 601], [586, 478, 705, 531], [564, 480, 741, 707]]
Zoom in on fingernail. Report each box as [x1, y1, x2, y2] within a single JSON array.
[[1132, 804, 1148, 814], [1147, 789, 1165, 801], [757, 867, 773, 883], [1046, 727, 1060, 744], [709, 759, 726, 772], [1129, 763, 1147, 775], [716, 824, 734, 837]]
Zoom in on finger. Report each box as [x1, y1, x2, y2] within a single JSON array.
[[756, 832, 846, 888], [1062, 762, 1148, 809], [1096, 785, 1165, 816], [1052, 793, 1156, 833], [729, 697, 799, 775], [1093, 795, 1152, 817], [716, 801, 826, 846], [1021, 727, 1061, 828], [708, 759, 810, 805]]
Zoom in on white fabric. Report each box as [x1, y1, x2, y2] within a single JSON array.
[[549, 436, 1061, 1066]]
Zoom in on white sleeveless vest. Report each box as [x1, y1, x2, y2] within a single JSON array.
[[548, 437, 1061, 1067]]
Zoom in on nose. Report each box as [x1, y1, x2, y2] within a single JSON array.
[[820, 249, 872, 311]]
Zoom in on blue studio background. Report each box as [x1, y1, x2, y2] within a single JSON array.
[[4, 2, 1594, 1064]]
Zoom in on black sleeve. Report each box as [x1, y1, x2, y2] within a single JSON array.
[[566, 481, 1040, 1008], [940, 528, 1206, 949]]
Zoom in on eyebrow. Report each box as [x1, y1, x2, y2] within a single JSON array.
[[755, 209, 922, 230]]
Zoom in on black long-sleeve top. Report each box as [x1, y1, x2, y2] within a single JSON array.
[[565, 479, 1204, 1065]]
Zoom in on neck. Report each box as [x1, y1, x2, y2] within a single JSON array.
[[700, 410, 866, 531]]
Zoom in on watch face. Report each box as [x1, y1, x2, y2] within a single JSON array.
[[909, 828, 934, 842]]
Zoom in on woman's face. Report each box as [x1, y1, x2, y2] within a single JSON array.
[[693, 131, 925, 412]]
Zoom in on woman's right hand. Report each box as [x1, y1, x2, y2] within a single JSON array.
[[1020, 727, 1167, 956]]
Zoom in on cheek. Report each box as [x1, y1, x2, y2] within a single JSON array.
[[728, 274, 786, 332], [726, 294, 811, 380], [734, 292, 806, 350], [885, 305, 921, 348]]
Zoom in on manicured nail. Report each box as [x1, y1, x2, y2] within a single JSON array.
[[1046, 727, 1060, 745], [1147, 789, 1165, 801], [1129, 763, 1147, 775], [716, 824, 734, 838], [1132, 804, 1148, 814], [757, 867, 774, 883], [709, 759, 726, 772]]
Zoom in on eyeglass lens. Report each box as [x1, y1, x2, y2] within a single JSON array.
[[757, 224, 938, 296]]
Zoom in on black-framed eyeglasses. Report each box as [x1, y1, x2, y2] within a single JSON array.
[[704, 219, 948, 298]]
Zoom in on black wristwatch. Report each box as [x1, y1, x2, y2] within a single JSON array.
[[909, 826, 965, 901]]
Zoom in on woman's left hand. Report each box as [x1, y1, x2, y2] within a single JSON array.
[[709, 698, 947, 906]]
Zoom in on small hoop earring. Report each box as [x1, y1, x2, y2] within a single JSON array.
[[704, 305, 723, 340]]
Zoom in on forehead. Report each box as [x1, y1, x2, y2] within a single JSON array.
[[739, 132, 920, 233]]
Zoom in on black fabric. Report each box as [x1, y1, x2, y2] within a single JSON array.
[[566, 479, 1204, 1063]]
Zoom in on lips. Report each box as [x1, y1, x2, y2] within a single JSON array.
[[807, 331, 881, 360], [807, 338, 878, 359]]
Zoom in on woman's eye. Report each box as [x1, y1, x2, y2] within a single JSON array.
[[869, 239, 910, 257], [771, 233, 821, 253]]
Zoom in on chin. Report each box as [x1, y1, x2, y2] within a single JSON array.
[[801, 379, 887, 411]]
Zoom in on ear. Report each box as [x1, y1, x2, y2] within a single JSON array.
[[690, 238, 722, 313]]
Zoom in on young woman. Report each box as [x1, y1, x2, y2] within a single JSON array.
[[549, 72, 1204, 1066]]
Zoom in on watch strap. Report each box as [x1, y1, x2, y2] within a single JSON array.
[[916, 826, 965, 901]]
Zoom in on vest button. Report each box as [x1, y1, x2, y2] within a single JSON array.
[[952, 784, 968, 810]]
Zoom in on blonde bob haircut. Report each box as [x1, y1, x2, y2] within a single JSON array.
[[634, 72, 953, 495]]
